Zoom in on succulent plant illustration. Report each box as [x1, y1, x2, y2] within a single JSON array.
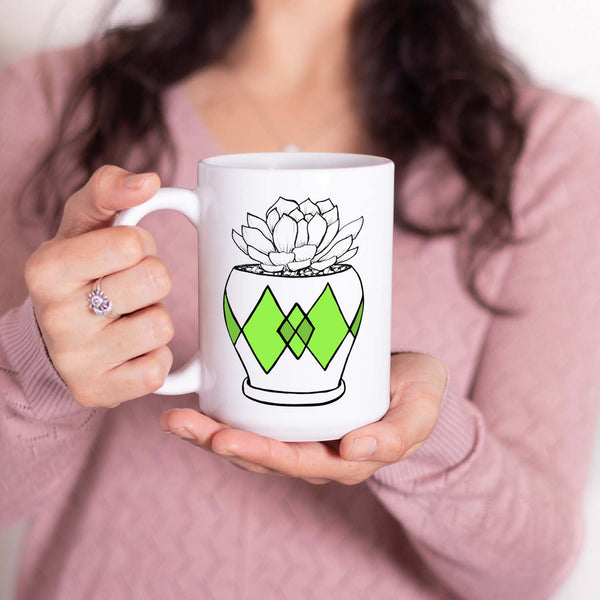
[[232, 197, 363, 273], [225, 195, 365, 406]]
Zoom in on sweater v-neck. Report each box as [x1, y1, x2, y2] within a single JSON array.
[[166, 81, 225, 159]]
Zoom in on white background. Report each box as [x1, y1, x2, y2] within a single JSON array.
[[1, 1, 599, 598]]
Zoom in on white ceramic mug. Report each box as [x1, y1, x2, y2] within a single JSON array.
[[114, 152, 394, 441]]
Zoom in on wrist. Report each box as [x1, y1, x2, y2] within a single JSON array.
[[0, 297, 89, 421]]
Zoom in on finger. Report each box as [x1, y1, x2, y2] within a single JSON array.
[[160, 409, 311, 466], [57, 166, 161, 239], [161, 410, 374, 484], [97, 303, 174, 367], [209, 428, 371, 484], [160, 408, 231, 451], [160, 411, 328, 479], [303, 477, 331, 485], [221, 456, 287, 477], [76, 345, 173, 407], [338, 354, 446, 463], [88, 255, 172, 317], [30, 227, 158, 300]]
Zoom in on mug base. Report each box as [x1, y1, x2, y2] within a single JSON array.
[[242, 378, 346, 407]]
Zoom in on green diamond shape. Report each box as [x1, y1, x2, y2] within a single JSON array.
[[350, 299, 364, 337], [307, 284, 349, 370], [278, 319, 295, 343], [296, 318, 314, 344], [242, 287, 286, 373], [287, 304, 305, 329], [223, 293, 241, 344], [288, 333, 306, 358]]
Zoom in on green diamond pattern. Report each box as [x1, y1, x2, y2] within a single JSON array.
[[277, 303, 314, 359], [307, 284, 350, 370], [224, 284, 363, 373], [288, 333, 306, 359], [296, 319, 314, 344], [223, 293, 241, 344], [288, 305, 304, 329], [242, 287, 285, 373], [350, 299, 364, 337], [278, 320, 295, 343]]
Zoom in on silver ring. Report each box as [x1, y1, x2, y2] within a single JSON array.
[[88, 276, 117, 318]]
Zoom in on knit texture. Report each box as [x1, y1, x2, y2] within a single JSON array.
[[1, 48, 600, 600]]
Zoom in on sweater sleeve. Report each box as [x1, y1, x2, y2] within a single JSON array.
[[366, 96, 600, 600], [0, 54, 106, 530]]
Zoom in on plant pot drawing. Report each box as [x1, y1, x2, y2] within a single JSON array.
[[223, 197, 364, 406]]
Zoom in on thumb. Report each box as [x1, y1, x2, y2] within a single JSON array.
[[338, 354, 446, 463], [57, 165, 161, 239], [338, 399, 438, 463]]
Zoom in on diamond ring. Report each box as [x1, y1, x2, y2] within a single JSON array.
[[88, 276, 117, 319]]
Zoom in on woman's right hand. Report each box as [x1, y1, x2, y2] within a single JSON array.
[[24, 165, 175, 409]]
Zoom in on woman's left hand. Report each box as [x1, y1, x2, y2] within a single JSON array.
[[160, 352, 447, 485]]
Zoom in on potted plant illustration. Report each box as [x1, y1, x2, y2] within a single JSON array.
[[223, 197, 364, 406]]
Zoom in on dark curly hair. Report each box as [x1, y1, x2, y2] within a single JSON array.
[[24, 0, 526, 315]]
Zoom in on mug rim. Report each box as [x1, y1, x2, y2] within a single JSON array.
[[200, 151, 392, 171]]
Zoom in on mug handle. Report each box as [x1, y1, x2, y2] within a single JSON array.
[[113, 187, 202, 396]]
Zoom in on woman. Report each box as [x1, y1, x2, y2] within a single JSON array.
[[1, 0, 599, 598]]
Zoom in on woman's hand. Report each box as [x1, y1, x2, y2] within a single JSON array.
[[161, 352, 447, 485], [25, 165, 175, 408]]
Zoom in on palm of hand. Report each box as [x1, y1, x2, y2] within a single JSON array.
[[160, 352, 447, 485]]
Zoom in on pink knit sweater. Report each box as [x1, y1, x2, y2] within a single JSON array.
[[1, 48, 600, 600]]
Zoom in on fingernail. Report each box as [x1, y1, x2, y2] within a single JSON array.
[[349, 436, 378, 461], [159, 410, 176, 432], [172, 427, 196, 441], [123, 173, 148, 189]]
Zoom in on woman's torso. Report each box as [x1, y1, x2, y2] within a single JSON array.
[[12, 47, 573, 599]]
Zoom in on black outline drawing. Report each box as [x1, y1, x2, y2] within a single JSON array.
[[223, 197, 364, 406]]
